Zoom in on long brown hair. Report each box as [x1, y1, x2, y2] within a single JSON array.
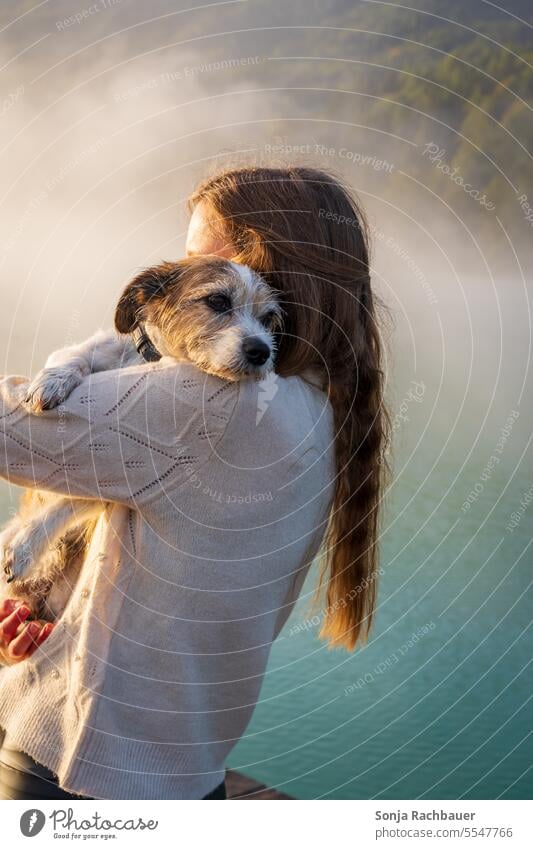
[[188, 165, 390, 650]]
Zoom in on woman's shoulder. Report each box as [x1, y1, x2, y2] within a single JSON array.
[[218, 368, 334, 459]]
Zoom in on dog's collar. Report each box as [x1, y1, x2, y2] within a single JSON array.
[[132, 325, 161, 363]]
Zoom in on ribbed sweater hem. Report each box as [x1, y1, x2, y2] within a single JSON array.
[[0, 668, 225, 800]]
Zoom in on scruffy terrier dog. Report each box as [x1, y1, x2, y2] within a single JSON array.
[[1, 256, 281, 616]]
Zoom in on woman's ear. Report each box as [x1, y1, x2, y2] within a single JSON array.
[[114, 263, 182, 333]]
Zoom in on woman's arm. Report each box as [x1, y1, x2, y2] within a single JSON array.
[[0, 364, 160, 504], [0, 359, 225, 506]]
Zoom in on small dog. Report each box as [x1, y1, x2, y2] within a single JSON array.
[[1, 256, 281, 615]]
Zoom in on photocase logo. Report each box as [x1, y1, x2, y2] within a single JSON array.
[[20, 809, 46, 837]]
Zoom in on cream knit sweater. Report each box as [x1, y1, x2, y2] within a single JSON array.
[[0, 358, 335, 799]]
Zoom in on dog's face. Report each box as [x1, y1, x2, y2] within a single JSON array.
[[115, 256, 282, 381]]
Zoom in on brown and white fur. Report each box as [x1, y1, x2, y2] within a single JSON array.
[[1, 256, 281, 616]]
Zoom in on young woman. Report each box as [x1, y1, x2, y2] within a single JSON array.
[[0, 165, 389, 799]]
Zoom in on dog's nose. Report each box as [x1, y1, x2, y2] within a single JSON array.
[[243, 337, 270, 366]]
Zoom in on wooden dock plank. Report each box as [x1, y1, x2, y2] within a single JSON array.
[[226, 770, 292, 800]]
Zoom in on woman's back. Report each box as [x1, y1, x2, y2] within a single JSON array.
[[0, 358, 335, 799]]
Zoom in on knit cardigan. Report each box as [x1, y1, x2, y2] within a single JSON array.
[[0, 358, 335, 799]]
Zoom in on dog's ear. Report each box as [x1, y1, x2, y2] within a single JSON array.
[[114, 263, 184, 333]]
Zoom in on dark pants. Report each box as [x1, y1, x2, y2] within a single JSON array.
[[0, 733, 226, 800]]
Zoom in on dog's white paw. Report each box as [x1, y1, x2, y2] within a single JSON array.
[[24, 367, 83, 413]]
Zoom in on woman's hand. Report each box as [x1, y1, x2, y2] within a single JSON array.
[[0, 598, 55, 665]]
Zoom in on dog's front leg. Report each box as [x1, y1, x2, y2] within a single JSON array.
[[2, 497, 103, 583], [24, 329, 137, 413]]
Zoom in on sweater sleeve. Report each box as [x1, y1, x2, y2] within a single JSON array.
[[0, 362, 238, 507]]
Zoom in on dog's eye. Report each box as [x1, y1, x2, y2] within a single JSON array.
[[260, 311, 278, 328], [206, 293, 232, 314]]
